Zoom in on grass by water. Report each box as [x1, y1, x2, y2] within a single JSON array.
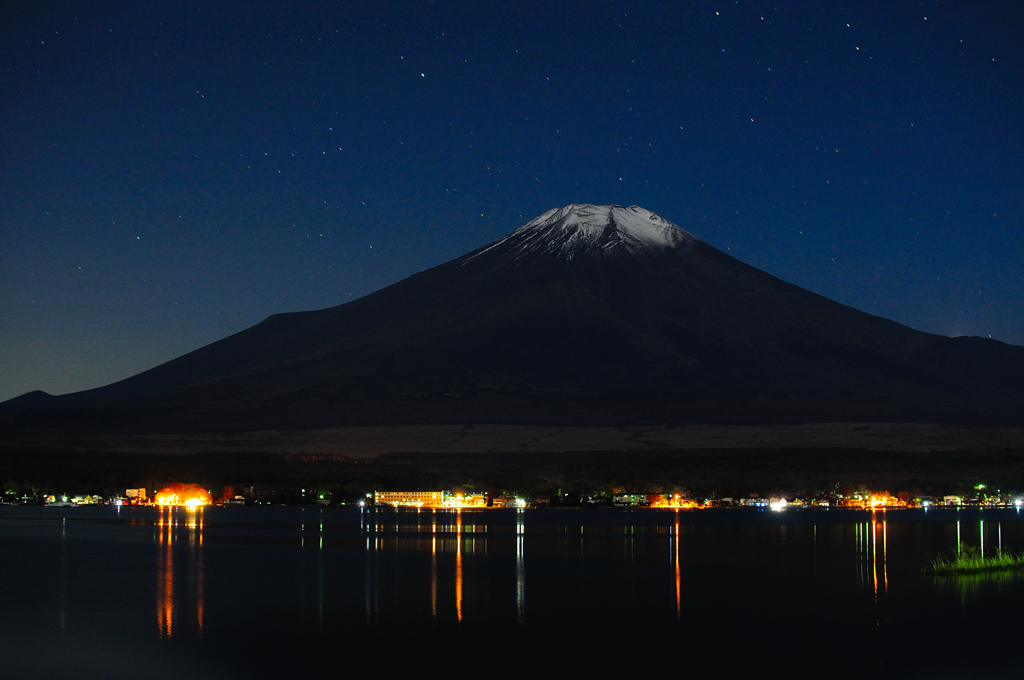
[[926, 546, 1024, 575]]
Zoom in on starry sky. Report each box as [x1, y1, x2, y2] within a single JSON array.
[[2, 0, 1022, 403]]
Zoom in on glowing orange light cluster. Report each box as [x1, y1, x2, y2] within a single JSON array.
[[155, 484, 211, 507], [836, 493, 907, 509], [650, 494, 701, 509], [868, 494, 906, 508]]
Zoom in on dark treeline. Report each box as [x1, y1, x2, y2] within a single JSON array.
[[3, 446, 1024, 501]]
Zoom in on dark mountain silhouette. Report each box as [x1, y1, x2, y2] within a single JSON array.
[[5, 204, 1024, 426]]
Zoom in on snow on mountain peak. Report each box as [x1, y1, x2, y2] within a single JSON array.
[[530, 204, 695, 249], [468, 204, 699, 264]]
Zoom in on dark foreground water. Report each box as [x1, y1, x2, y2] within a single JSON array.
[[1, 505, 1022, 679]]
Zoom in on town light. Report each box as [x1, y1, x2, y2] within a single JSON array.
[[155, 484, 211, 507]]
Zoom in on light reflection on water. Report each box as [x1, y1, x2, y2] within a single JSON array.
[[58, 517, 66, 636], [4, 506, 1024, 677], [431, 518, 437, 620], [673, 512, 680, 620], [154, 506, 205, 640], [345, 507, 1022, 629], [516, 507, 525, 624]]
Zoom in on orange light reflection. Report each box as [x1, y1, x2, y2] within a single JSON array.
[[157, 506, 174, 639], [155, 505, 205, 639], [871, 518, 878, 600], [674, 516, 681, 620], [456, 512, 463, 622], [882, 519, 888, 593], [431, 525, 437, 620], [196, 512, 204, 635]]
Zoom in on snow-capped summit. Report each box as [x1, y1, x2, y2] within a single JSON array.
[[468, 204, 699, 263]]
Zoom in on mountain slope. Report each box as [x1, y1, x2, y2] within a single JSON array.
[[5, 204, 1024, 425]]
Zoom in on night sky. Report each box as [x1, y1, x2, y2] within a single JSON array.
[[2, 0, 1022, 403]]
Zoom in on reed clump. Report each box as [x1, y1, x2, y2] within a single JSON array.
[[926, 546, 1024, 575]]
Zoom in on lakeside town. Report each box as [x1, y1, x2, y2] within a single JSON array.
[[2, 481, 1021, 511]]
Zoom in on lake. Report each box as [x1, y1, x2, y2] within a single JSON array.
[[1, 505, 1021, 678]]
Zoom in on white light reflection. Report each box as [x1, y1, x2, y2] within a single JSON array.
[[364, 507, 373, 624], [59, 517, 67, 635], [318, 509, 324, 625], [516, 508, 525, 624]]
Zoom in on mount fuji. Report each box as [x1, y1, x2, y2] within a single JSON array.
[[5, 204, 1024, 427]]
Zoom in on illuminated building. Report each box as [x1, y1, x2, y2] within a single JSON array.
[[442, 493, 487, 508], [374, 491, 445, 508]]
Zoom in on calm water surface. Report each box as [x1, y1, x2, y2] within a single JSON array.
[[1, 505, 1022, 678]]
